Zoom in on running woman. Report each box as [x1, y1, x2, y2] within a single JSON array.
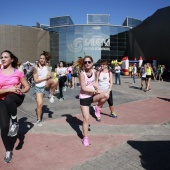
[[74, 56, 109, 146], [33, 51, 58, 126], [0, 50, 30, 163], [96, 60, 117, 119]]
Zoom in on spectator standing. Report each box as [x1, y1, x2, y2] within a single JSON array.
[[23, 61, 34, 86], [128, 65, 132, 78], [132, 63, 137, 84], [140, 64, 147, 90], [114, 63, 121, 85], [145, 63, 152, 92], [56, 61, 68, 101]]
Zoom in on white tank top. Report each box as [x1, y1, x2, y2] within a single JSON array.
[[35, 66, 48, 87], [79, 70, 95, 99], [98, 71, 110, 92]]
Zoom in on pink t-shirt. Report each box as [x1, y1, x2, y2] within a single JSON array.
[[0, 69, 24, 100], [67, 66, 72, 72]]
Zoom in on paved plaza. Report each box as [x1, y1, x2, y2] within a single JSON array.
[[0, 76, 170, 170]]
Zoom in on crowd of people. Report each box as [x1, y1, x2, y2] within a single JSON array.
[[0, 49, 168, 163]]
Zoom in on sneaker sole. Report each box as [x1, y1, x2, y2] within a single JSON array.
[[111, 114, 117, 118], [8, 133, 18, 137], [96, 117, 101, 122], [82, 140, 89, 146], [4, 159, 12, 163]]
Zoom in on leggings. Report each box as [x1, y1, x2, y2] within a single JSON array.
[[59, 76, 67, 98], [0, 93, 24, 151], [107, 90, 113, 106]]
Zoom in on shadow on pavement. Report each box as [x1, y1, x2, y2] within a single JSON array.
[[157, 97, 170, 102], [13, 117, 34, 150], [127, 140, 170, 170], [42, 105, 53, 118], [62, 114, 83, 139], [129, 85, 141, 90]]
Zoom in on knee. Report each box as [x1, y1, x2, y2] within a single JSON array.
[[53, 79, 58, 85], [4, 96, 12, 104], [104, 93, 109, 100], [83, 117, 89, 123], [37, 103, 43, 109]]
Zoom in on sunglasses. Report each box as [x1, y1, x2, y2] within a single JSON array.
[[84, 61, 92, 64]]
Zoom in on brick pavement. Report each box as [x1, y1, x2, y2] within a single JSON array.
[[0, 76, 170, 170]]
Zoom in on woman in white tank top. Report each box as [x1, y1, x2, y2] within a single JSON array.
[[74, 56, 109, 147], [96, 60, 117, 118], [33, 51, 58, 126]]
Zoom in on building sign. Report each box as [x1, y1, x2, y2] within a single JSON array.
[[67, 37, 110, 52]]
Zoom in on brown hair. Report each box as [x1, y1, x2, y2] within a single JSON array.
[[1, 50, 18, 68], [100, 59, 108, 65], [73, 56, 93, 70], [40, 51, 52, 62]]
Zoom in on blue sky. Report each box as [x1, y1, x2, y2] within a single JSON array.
[[0, 0, 169, 26]]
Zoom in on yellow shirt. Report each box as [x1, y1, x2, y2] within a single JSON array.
[[146, 67, 151, 75], [129, 66, 132, 72]]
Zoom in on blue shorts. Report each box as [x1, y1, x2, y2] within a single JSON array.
[[35, 86, 46, 94]]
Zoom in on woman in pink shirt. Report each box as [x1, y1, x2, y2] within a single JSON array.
[[0, 50, 30, 163], [74, 56, 109, 146]]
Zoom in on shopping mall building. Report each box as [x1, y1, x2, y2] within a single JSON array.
[[0, 6, 169, 68]]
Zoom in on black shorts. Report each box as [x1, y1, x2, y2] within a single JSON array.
[[72, 73, 78, 77], [80, 96, 93, 106], [146, 75, 151, 78], [141, 77, 146, 81]]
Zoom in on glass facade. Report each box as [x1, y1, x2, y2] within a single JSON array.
[[87, 14, 110, 24], [43, 15, 138, 64], [122, 17, 142, 28]]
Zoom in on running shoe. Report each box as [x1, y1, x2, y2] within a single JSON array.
[[37, 120, 42, 127], [49, 95, 54, 103], [93, 105, 101, 121], [48, 94, 52, 98], [110, 112, 117, 118], [8, 122, 19, 137], [4, 151, 12, 163], [82, 137, 89, 146], [62, 86, 67, 91], [59, 98, 64, 102]]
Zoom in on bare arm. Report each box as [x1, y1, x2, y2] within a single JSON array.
[[33, 66, 51, 83], [19, 77, 30, 93]]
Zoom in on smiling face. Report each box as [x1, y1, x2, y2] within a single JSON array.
[[39, 55, 46, 65], [1, 52, 13, 68]]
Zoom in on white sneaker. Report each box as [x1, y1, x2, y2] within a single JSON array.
[[59, 98, 64, 102], [62, 86, 67, 91], [37, 120, 42, 127], [48, 94, 52, 98], [49, 96, 54, 103]]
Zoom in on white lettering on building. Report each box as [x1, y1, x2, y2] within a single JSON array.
[[67, 37, 110, 52]]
